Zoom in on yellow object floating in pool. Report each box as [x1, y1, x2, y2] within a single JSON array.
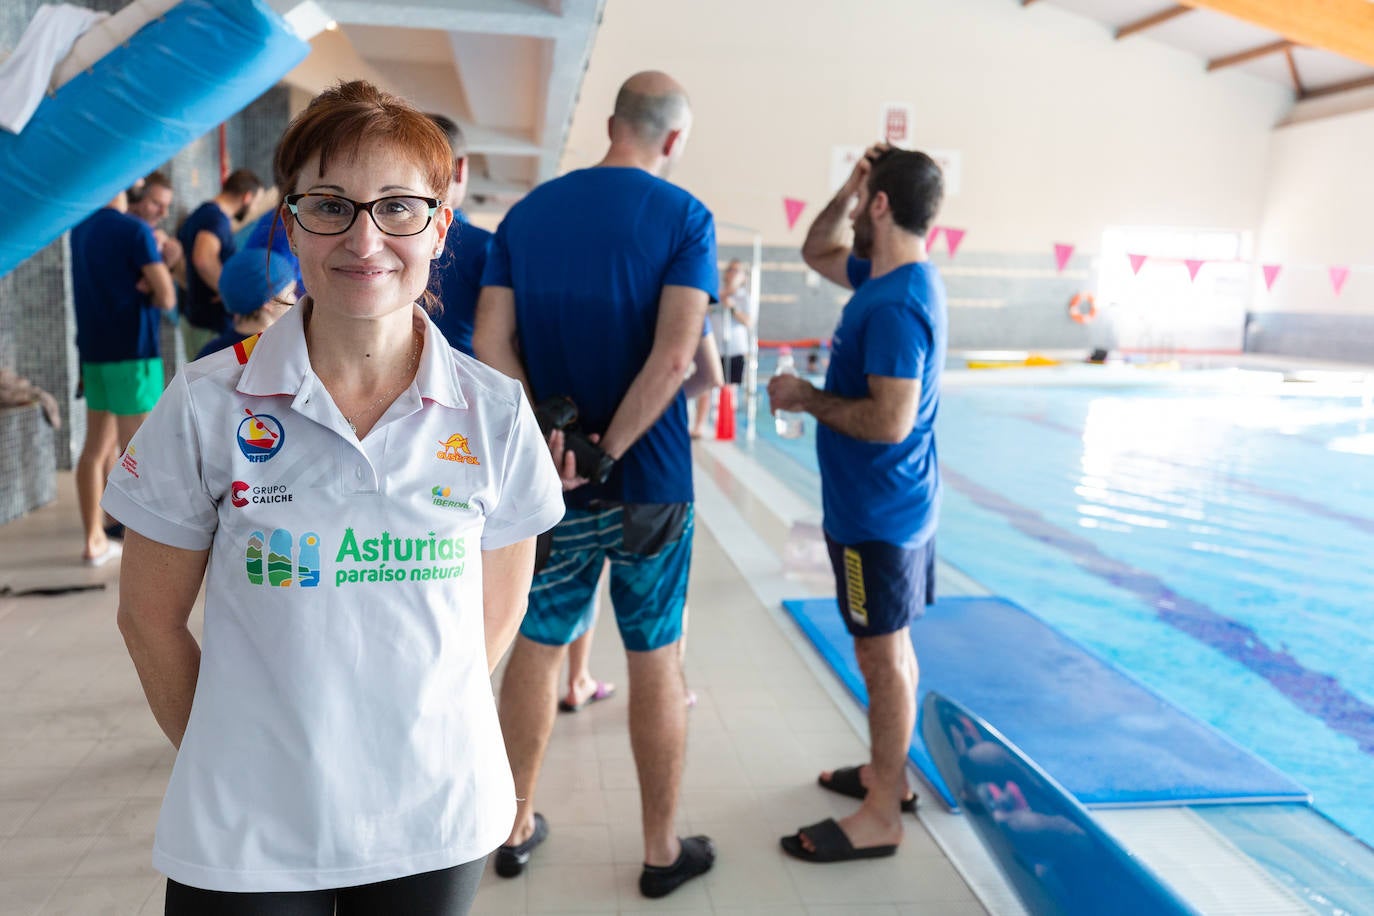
[[967, 353, 1062, 370]]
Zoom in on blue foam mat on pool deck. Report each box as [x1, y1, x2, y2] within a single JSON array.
[[782, 595, 1311, 811]]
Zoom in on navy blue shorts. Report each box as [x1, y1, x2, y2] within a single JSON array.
[[825, 534, 936, 637]]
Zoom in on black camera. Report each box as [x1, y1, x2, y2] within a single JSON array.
[[533, 396, 615, 485]]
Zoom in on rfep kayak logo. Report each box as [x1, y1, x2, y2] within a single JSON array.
[[237, 409, 284, 463]]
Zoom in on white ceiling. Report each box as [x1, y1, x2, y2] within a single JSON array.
[[1031, 0, 1374, 98], [270, 0, 605, 209]]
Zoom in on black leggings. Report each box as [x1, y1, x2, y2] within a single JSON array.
[[164, 858, 486, 915]]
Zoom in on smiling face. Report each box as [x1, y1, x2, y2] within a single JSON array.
[[286, 141, 452, 323], [130, 185, 172, 227]]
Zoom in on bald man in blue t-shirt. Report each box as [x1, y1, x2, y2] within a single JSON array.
[[475, 70, 717, 899]]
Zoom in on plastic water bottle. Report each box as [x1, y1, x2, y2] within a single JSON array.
[[773, 347, 805, 439]]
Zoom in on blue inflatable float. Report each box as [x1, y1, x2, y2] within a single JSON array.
[[0, 0, 308, 277]]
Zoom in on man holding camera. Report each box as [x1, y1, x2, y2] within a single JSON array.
[[474, 70, 717, 898]]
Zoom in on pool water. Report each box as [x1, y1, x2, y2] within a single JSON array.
[[745, 366, 1374, 850]]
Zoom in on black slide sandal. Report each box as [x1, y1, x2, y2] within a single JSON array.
[[780, 817, 897, 863], [819, 765, 917, 813]]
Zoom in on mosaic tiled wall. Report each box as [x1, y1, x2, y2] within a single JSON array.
[[0, 406, 57, 525]]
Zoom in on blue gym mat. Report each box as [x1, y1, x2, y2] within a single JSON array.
[[782, 595, 1311, 811]]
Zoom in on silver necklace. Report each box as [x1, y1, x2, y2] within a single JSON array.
[[344, 331, 421, 436]]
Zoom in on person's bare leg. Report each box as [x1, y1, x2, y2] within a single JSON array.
[[690, 389, 712, 438], [498, 635, 567, 845], [627, 640, 688, 866], [804, 630, 916, 851], [115, 413, 147, 453], [100, 441, 120, 531], [679, 603, 695, 706], [565, 624, 597, 706], [76, 408, 117, 559], [565, 565, 610, 707]]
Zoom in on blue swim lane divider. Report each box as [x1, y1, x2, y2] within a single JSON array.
[[782, 595, 1310, 810]]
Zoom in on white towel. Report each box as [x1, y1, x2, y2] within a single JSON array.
[[0, 3, 107, 134]]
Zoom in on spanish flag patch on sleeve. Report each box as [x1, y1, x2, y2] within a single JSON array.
[[232, 333, 263, 365]]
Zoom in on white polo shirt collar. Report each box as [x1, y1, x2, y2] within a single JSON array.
[[237, 299, 469, 421]]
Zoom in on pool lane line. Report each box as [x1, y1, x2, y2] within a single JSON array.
[[942, 465, 1374, 757]]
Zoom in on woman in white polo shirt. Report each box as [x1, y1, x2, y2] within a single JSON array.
[[105, 81, 564, 914]]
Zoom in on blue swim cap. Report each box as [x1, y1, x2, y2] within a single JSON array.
[[219, 247, 297, 315]]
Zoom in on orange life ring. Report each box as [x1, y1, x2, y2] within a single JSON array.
[[1068, 293, 1097, 324]]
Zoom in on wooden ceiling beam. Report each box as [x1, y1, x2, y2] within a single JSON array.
[[1178, 0, 1374, 69], [1116, 5, 1192, 40], [1283, 45, 1304, 95], [1206, 38, 1291, 71], [1300, 72, 1374, 101]]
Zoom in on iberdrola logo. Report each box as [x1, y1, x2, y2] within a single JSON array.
[[246, 529, 321, 587]]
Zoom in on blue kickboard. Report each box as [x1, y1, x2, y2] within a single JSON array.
[[782, 595, 1310, 810]]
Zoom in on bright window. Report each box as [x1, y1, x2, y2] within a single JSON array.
[[1097, 227, 1251, 355]]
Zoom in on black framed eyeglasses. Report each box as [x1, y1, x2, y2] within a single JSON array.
[[284, 193, 441, 237]]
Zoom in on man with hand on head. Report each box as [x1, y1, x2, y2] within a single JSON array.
[[475, 69, 718, 899], [769, 143, 947, 864]]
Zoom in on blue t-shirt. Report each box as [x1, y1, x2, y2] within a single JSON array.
[[195, 328, 250, 362], [244, 209, 303, 290], [70, 208, 163, 363], [429, 213, 492, 357], [817, 256, 947, 548], [482, 167, 717, 507], [177, 202, 235, 331]]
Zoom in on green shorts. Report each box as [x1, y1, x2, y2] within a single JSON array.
[[81, 359, 164, 415]]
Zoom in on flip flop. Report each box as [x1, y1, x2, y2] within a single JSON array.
[[639, 834, 716, 898], [819, 765, 917, 813], [494, 812, 548, 878], [83, 541, 123, 568], [558, 680, 615, 713], [780, 817, 897, 863]]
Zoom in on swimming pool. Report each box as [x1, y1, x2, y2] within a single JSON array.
[[746, 362, 1374, 851]]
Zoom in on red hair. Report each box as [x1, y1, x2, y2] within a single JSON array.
[[274, 80, 451, 198]]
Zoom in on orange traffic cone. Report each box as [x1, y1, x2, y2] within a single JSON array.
[[715, 386, 735, 441]]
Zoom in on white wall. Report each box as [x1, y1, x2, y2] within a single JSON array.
[[562, 0, 1290, 253], [1252, 106, 1374, 315]]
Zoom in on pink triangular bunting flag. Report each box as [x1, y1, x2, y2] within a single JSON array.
[[1128, 253, 1148, 275], [1184, 259, 1206, 282], [944, 227, 965, 258], [926, 226, 942, 249], [1053, 243, 1074, 273], [783, 197, 806, 231], [1262, 264, 1282, 291], [1330, 266, 1350, 296]]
